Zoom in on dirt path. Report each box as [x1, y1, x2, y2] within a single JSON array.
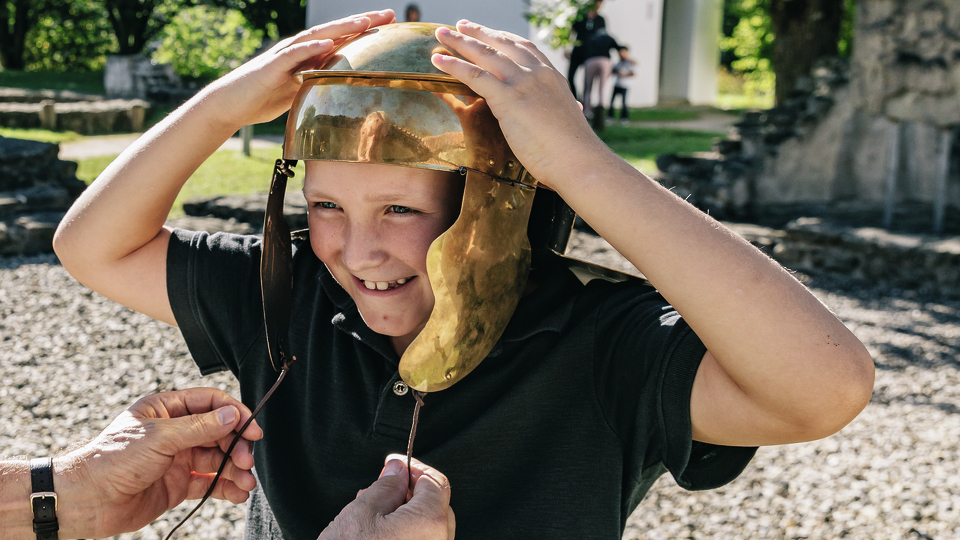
[[59, 133, 284, 160]]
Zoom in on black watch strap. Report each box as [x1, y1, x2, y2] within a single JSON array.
[[30, 457, 59, 540]]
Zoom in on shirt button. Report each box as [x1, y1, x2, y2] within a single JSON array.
[[393, 380, 409, 396]]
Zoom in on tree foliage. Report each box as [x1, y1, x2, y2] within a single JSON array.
[[208, 0, 303, 40], [722, 0, 854, 104], [104, 0, 183, 55], [24, 0, 116, 71], [526, 0, 597, 49], [153, 5, 263, 79]]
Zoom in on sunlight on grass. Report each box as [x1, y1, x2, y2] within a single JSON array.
[[628, 109, 701, 122], [76, 145, 294, 219], [0, 127, 84, 144], [598, 125, 723, 175], [717, 93, 774, 111]]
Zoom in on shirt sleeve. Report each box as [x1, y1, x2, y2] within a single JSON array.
[[590, 281, 757, 491], [166, 228, 267, 376]]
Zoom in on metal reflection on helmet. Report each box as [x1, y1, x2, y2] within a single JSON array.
[[281, 22, 537, 391]]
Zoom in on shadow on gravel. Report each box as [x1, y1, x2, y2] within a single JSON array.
[[0, 254, 61, 271]]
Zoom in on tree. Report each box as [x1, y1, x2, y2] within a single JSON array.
[[769, 0, 845, 104], [154, 5, 263, 79], [0, 0, 40, 70], [25, 0, 116, 71], [209, 0, 304, 40], [103, 0, 182, 55]]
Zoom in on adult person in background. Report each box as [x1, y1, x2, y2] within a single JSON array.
[[405, 3, 421, 22], [581, 27, 627, 122], [566, 0, 605, 101], [0, 388, 453, 539]]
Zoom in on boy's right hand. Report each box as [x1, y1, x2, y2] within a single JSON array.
[[205, 10, 397, 130]]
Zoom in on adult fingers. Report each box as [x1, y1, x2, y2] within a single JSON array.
[[355, 459, 410, 516], [149, 406, 242, 458], [132, 388, 262, 442], [187, 447, 257, 492], [185, 472, 252, 504]]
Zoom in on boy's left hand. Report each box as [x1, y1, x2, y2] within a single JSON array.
[[432, 22, 603, 189]]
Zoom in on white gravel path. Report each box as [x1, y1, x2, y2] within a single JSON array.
[[2, 231, 958, 539]]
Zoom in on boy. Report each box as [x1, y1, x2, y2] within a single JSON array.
[[53, 11, 874, 540]]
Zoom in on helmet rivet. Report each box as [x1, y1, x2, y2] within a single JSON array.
[[506, 161, 514, 168], [444, 371, 454, 380], [488, 159, 496, 167]]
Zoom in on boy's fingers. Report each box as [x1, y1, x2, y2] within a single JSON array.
[[434, 26, 520, 83], [283, 10, 395, 49], [454, 20, 548, 67]]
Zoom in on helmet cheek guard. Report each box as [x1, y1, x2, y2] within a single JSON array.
[[264, 23, 548, 391]]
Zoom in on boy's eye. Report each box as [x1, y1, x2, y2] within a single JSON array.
[[389, 205, 415, 214], [315, 201, 339, 209]]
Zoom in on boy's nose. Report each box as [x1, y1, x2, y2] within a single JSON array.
[[341, 222, 389, 272]]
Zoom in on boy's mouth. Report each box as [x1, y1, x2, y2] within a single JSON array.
[[359, 277, 413, 291]]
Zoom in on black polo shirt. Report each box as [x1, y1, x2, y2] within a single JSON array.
[[167, 229, 756, 540]]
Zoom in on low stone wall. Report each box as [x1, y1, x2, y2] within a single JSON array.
[[0, 99, 149, 134], [0, 136, 84, 255]]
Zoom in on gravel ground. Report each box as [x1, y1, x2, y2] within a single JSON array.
[[2, 230, 959, 539]]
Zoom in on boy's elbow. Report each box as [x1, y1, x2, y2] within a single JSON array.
[[793, 348, 875, 441]]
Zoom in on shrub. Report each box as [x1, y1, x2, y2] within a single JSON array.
[[153, 6, 263, 80]]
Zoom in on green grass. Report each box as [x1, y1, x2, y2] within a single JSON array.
[[70, 124, 720, 219], [0, 70, 106, 95], [0, 127, 84, 143], [628, 108, 701, 122], [717, 92, 774, 111], [598, 125, 723, 175], [76, 145, 292, 219]]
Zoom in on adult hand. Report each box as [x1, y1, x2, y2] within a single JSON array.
[[318, 455, 455, 540], [431, 21, 603, 189], [206, 9, 397, 129], [53, 388, 263, 539]]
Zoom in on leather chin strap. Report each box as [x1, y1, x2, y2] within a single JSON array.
[[261, 159, 297, 372]]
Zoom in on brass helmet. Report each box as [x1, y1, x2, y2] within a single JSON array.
[[264, 23, 548, 392]]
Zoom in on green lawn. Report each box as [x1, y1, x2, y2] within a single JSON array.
[[76, 146, 291, 219], [55, 121, 722, 219], [0, 70, 106, 95], [0, 127, 84, 144], [598, 125, 723, 175]]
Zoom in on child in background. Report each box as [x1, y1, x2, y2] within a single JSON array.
[[609, 47, 636, 124]]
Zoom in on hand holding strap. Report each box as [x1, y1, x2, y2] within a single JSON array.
[[29, 457, 58, 540]]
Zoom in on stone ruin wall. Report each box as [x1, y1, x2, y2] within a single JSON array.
[[762, 0, 960, 208], [659, 0, 960, 223]]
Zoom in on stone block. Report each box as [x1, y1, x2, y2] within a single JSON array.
[[105, 55, 149, 99], [886, 92, 960, 127], [38, 100, 56, 131]]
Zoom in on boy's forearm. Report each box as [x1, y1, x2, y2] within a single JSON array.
[[53, 85, 240, 273], [547, 148, 873, 440]]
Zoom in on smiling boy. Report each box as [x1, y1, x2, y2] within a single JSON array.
[[53, 10, 874, 540]]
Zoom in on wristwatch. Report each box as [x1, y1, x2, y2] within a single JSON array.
[[30, 457, 59, 540]]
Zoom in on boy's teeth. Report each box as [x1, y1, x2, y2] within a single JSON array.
[[361, 278, 411, 290]]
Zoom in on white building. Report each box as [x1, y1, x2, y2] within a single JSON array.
[[305, 0, 720, 107]]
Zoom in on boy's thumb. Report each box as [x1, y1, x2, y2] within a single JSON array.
[[159, 406, 239, 454]]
